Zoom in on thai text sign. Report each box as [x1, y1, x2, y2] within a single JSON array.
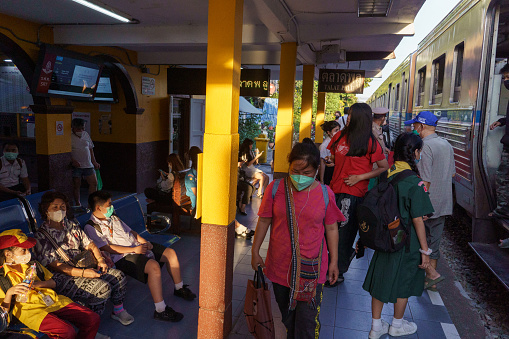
[[167, 68, 270, 97], [238, 69, 270, 97], [318, 69, 365, 94]]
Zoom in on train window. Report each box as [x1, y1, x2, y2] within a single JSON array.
[[394, 83, 400, 111], [450, 42, 464, 103], [431, 54, 446, 105], [388, 83, 392, 109], [417, 66, 426, 106], [401, 73, 407, 112]]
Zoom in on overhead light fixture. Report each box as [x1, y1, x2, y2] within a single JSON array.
[[4, 59, 13, 62], [71, 0, 132, 23], [358, 0, 393, 17]]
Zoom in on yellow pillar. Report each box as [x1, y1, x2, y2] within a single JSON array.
[[274, 42, 297, 176], [315, 92, 326, 143], [198, 0, 243, 337], [299, 64, 315, 141]]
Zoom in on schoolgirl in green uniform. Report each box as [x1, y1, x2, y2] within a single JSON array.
[[362, 132, 441, 338]]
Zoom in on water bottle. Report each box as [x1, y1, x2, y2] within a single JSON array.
[[16, 263, 36, 303]]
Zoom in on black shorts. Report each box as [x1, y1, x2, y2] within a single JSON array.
[[115, 242, 167, 283]]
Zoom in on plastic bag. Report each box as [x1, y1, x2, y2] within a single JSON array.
[[96, 169, 103, 190]]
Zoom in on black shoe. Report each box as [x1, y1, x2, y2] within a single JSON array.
[[248, 230, 255, 236], [174, 285, 197, 301], [324, 275, 344, 287], [154, 306, 184, 322], [235, 230, 252, 239]]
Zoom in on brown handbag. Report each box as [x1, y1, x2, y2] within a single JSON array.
[[244, 266, 275, 339]]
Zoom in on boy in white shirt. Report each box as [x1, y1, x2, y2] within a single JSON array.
[[319, 121, 340, 185], [85, 191, 196, 323]]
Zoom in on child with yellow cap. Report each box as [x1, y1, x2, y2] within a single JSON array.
[[0, 229, 100, 339]]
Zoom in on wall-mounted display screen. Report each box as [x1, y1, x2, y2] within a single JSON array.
[[94, 69, 117, 103], [32, 44, 103, 101]]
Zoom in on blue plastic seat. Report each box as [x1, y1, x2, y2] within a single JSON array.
[[112, 194, 180, 247], [23, 190, 54, 229], [0, 198, 33, 236]]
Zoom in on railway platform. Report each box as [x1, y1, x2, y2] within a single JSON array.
[[88, 170, 481, 339]]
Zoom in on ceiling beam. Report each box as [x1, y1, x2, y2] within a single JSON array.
[[248, 0, 297, 43], [53, 24, 280, 46], [138, 49, 283, 65], [300, 23, 414, 43]]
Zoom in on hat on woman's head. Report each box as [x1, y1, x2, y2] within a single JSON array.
[[0, 229, 36, 249]]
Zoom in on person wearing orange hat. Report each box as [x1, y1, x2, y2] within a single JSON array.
[[0, 229, 100, 339]]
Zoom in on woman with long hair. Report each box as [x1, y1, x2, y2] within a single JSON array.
[[252, 142, 344, 338], [363, 133, 442, 338], [326, 103, 390, 285], [239, 138, 269, 198]]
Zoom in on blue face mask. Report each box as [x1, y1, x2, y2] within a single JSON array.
[[104, 206, 115, 218], [4, 152, 18, 161], [290, 174, 316, 191], [415, 152, 421, 164]]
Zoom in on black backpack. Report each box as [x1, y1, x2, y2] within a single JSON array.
[[356, 170, 415, 253]]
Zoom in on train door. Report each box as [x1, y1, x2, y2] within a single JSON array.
[[474, 0, 509, 242], [189, 98, 205, 150]]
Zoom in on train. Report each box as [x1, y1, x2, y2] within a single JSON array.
[[367, 0, 509, 287]]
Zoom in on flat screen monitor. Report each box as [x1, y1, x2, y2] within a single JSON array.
[[32, 44, 103, 101], [94, 69, 117, 103]]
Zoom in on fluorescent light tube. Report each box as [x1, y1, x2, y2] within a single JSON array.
[[4, 59, 12, 62], [72, 0, 131, 23]]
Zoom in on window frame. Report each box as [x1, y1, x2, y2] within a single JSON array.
[[416, 66, 426, 107], [450, 42, 464, 103], [430, 54, 446, 105]]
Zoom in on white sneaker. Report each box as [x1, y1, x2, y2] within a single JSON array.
[[388, 319, 418, 336], [95, 333, 110, 339], [111, 309, 135, 325], [368, 319, 389, 339]]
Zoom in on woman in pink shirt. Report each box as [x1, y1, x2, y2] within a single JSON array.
[[251, 142, 344, 338]]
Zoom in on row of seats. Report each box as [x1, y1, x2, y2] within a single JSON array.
[[0, 192, 180, 337]]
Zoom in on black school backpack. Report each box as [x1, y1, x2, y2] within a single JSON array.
[[356, 170, 416, 253]]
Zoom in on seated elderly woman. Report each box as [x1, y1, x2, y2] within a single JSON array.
[[33, 191, 134, 326], [145, 153, 185, 205]]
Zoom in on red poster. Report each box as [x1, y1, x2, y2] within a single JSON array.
[[35, 53, 57, 94]]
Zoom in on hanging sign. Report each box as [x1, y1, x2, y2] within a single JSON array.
[[318, 69, 365, 94], [167, 68, 270, 97], [142, 76, 156, 95]]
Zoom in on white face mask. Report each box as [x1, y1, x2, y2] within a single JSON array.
[[12, 252, 31, 265], [75, 131, 83, 137], [48, 210, 66, 223]]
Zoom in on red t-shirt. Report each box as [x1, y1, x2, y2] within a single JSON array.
[[258, 180, 345, 286], [327, 133, 385, 197]]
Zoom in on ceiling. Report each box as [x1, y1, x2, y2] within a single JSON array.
[[0, 0, 426, 79]]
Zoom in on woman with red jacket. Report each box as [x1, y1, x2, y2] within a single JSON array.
[[326, 103, 389, 286]]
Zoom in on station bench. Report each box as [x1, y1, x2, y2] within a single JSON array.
[[0, 192, 180, 337]]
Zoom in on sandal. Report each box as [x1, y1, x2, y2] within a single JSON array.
[[256, 193, 264, 199], [424, 276, 444, 291]]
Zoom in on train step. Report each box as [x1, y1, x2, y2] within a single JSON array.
[[469, 242, 509, 290], [492, 216, 509, 233]]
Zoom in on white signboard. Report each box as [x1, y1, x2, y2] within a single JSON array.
[[72, 112, 91, 136], [56, 121, 64, 135], [142, 76, 156, 95]]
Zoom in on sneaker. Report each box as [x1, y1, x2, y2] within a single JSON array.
[[174, 285, 197, 301], [388, 319, 418, 337], [154, 306, 184, 322], [369, 319, 389, 339], [111, 309, 134, 326], [95, 333, 111, 339]]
